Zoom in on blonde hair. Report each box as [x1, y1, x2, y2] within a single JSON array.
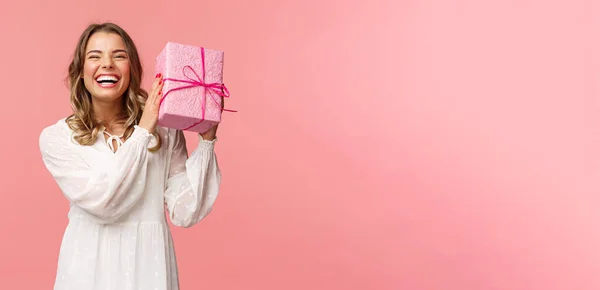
[[65, 22, 161, 151]]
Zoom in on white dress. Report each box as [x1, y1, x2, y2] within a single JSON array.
[[38, 118, 221, 290]]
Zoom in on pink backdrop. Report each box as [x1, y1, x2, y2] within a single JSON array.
[[2, 0, 600, 289]]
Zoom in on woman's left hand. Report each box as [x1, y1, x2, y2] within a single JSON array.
[[200, 96, 224, 141], [200, 124, 218, 141]]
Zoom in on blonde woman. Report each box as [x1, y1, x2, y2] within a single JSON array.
[[39, 22, 221, 290]]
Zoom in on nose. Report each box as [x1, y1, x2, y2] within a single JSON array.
[[100, 56, 114, 68]]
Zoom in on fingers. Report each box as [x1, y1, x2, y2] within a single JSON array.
[[150, 73, 160, 93], [150, 73, 164, 109], [154, 73, 163, 93], [156, 76, 164, 106]]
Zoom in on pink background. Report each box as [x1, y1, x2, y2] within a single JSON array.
[[2, 0, 600, 289]]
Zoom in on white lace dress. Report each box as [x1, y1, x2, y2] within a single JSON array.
[[38, 118, 221, 290]]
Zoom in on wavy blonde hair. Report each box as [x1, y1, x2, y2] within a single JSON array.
[[65, 22, 161, 151]]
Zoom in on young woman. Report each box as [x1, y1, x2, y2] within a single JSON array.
[[39, 22, 221, 290]]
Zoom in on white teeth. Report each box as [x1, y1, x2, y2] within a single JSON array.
[[96, 75, 119, 82]]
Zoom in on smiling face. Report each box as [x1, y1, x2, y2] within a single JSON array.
[[82, 32, 131, 103]]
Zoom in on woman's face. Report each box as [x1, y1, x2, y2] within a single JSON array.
[[82, 31, 131, 103]]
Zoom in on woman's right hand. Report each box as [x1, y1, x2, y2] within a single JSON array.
[[139, 73, 164, 133]]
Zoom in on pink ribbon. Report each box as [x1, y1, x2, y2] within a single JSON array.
[[159, 47, 236, 131]]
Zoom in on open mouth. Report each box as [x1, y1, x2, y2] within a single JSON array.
[[95, 75, 120, 87]]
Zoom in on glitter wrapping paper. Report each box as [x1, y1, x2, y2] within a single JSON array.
[[155, 42, 225, 133]]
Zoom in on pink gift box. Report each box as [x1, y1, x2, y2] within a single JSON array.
[[155, 42, 227, 133]]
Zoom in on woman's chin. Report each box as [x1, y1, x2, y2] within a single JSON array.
[[91, 91, 125, 103]]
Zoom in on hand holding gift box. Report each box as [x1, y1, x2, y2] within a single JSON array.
[[154, 42, 235, 134]]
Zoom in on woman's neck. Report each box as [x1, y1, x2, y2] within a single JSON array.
[[93, 99, 125, 132]]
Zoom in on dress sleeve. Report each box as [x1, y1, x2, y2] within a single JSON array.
[[164, 129, 221, 228], [39, 124, 154, 223]]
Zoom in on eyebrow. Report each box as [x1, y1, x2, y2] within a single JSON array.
[[86, 49, 128, 55]]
